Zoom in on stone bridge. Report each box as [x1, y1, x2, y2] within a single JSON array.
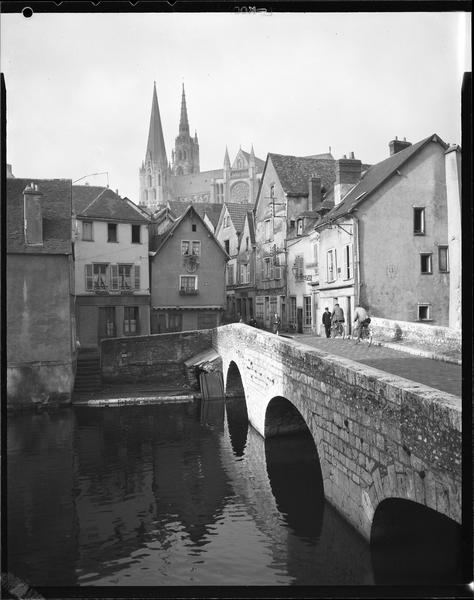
[[212, 324, 461, 542]]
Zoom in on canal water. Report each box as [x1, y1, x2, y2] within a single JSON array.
[[6, 398, 462, 587]]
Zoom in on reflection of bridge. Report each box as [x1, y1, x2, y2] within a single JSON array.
[[212, 324, 461, 542]]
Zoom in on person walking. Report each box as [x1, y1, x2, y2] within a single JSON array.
[[353, 304, 370, 342], [331, 303, 345, 337], [272, 313, 281, 335], [322, 307, 332, 338]]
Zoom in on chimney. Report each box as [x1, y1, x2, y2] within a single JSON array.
[[308, 176, 322, 209], [23, 182, 43, 245], [6, 163, 15, 178], [334, 153, 362, 205], [389, 136, 412, 156]]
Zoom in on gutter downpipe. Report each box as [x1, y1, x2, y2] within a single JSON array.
[[351, 212, 361, 307]]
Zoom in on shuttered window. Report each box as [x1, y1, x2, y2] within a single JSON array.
[[85, 264, 93, 291], [134, 265, 140, 290], [110, 265, 119, 290]]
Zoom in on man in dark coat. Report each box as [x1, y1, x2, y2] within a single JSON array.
[[322, 307, 332, 338]]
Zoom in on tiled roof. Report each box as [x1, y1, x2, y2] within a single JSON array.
[[168, 201, 224, 229], [318, 134, 447, 226], [269, 153, 336, 196], [72, 186, 149, 223], [7, 178, 72, 254], [226, 202, 252, 233], [171, 169, 224, 197]]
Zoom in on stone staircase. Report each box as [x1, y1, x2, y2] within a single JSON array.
[[74, 349, 103, 395]]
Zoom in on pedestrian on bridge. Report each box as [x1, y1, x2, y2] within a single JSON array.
[[322, 307, 332, 338], [272, 313, 281, 335]]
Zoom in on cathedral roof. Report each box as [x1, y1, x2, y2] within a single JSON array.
[[145, 82, 168, 168], [171, 169, 224, 197], [72, 186, 149, 223], [238, 149, 266, 171]]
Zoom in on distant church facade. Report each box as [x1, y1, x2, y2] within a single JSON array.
[[139, 83, 264, 210]]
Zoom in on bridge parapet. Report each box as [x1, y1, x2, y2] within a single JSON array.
[[212, 324, 461, 541]]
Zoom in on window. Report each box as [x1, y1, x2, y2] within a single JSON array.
[[108, 223, 117, 243], [263, 258, 272, 280], [152, 189, 157, 201], [255, 297, 264, 320], [148, 175, 152, 187], [327, 249, 337, 282], [132, 225, 141, 244], [289, 296, 297, 326], [85, 265, 93, 291], [224, 215, 230, 228], [180, 275, 197, 293], [192, 224, 197, 232], [82, 221, 93, 241], [124, 307, 139, 335], [303, 296, 312, 327], [134, 265, 140, 290], [294, 255, 304, 278], [418, 304, 431, 321], [224, 240, 230, 254], [289, 219, 295, 230], [270, 184, 275, 198], [245, 236, 249, 251], [118, 264, 132, 289], [420, 253, 432, 274], [101, 307, 116, 337], [93, 263, 108, 289], [414, 207, 425, 234], [240, 263, 250, 284], [264, 219, 272, 241], [438, 246, 449, 272], [182, 240, 190, 255], [297, 219, 303, 236], [270, 296, 277, 317], [227, 264, 235, 285], [191, 241, 201, 256], [344, 243, 353, 279]]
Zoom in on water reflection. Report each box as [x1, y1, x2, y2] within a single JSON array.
[[225, 395, 249, 457]]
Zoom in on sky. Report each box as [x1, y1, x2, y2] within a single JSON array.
[[1, 10, 471, 201]]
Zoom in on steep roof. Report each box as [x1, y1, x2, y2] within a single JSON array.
[[239, 149, 266, 171], [72, 186, 149, 223], [268, 153, 337, 196], [171, 168, 224, 197], [318, 134, 448, 226], [7, 178, 72, 255], [168, 200, 223, 229], [226, 202, 252, 233], [152, 204, 228, 259], [145, 82, 168, 168]]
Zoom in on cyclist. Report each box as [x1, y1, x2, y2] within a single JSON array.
[[331, 303, 345, 337], [353, 304, 371, 343]]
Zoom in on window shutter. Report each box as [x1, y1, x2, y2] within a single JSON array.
[[85, 264, 93, 290], [111, 265, 119, 290], [134, 265, 140, 290]]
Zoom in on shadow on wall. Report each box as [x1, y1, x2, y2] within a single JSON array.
[[370, 498, 465, 585]]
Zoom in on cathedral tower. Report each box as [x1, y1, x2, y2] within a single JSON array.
[[139, 82, 170, 209], [171, 84, 200, 176]]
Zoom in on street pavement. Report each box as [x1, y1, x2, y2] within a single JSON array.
[[288, 334, 462, 398]]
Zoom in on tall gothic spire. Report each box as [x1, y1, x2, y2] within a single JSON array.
[[179, 83, 190, 135], [146, 82, 168, 167]]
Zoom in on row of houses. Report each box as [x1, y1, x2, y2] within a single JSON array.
[[217, 134, 462, 336], [6, 132, 461, 406]]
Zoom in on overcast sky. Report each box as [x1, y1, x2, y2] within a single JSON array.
[[1, 11, 471, 201]]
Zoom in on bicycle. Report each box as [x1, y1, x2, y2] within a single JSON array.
[[353, 321, 373, 346], [331, 320, 345, 339]]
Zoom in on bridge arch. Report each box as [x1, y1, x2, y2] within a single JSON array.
[[370, 497, 463, 584], [224, 361, 249, 457]]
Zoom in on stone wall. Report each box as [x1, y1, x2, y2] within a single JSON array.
[[370, 317, 461, 353], [100, 329, 213, 385], [212, 324, 461, 541]]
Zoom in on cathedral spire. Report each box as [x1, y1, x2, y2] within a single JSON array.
[[179, 83, 190, 135], [146, 82, 168, 168]]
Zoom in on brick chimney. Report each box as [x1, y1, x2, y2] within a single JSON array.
[[23, 182, 43, 245], [308, 175, 321, 209], [6, 163, 14, 178], [334, 153, 362, 205], [389, 136, 412, 156]]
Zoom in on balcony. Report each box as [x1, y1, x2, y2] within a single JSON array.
[[179, 288, 199, 296]]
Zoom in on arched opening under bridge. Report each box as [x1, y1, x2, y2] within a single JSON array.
[[370, 497, 464, 585], [264, 397, 325, 540], [224, 362, 248, 457]]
